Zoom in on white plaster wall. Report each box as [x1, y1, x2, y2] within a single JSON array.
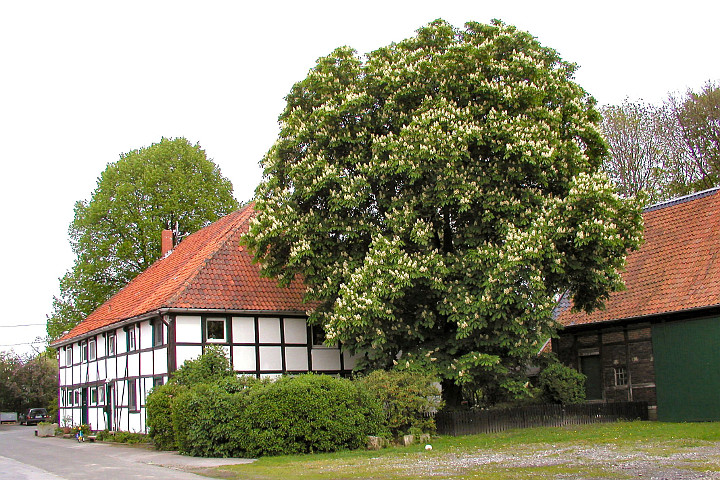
[[232, 317, 255, 343], [285, 347, 309, 370], [127, 353, 140, 378], [176, 345, 203, 368], [97, 360, 106, 380], [140, 321, 152, 350], [312, 348, 341, 371], [176, 315, 201, 342], [117, 329, 127, 354], [140, 350, 153, 376], [232, 346, 256, 371], [284, 318, 307, 344], [258, 317, 281, 343], [259, 346, 282, 370], [153, 348, 168, 374]]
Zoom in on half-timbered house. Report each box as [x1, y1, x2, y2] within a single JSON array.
[[51, 205, 355, 432]]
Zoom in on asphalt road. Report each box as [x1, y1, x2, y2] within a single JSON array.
[[0, 423, 253, 480]]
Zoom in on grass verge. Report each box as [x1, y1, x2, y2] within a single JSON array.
[[210, 421, 720, 480]]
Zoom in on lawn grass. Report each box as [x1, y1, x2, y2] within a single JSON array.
[[214, 421, 720, 480]]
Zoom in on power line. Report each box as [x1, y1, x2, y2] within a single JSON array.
[[0, 323, 46, 328], [0, 341, 47, 347]]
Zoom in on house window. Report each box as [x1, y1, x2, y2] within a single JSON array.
[[80, 341, 88, 362], [88, 338, 97, 361], [152, 321, 164, 347], [74, 390, 80, 406], [127, 327, 137, 351], [98, 385, 105, 404], [65, 347, 72, 366], [206, 318, 226, 342], [128, 380, 138, 411], [90, 387, 98, 405], [108, 333, 116, 356], [614, 366, 628, 386], [153, 376, 164, 388]]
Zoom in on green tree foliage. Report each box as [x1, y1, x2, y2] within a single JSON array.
[[245, 20, 644, 398], [47, 138, 238, 340], [0, 352, 58, 414], [356, 369, 442, 438]]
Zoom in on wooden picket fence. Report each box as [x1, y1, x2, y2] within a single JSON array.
[[433, 401, 649, 436]]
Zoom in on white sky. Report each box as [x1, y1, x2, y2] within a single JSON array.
[[1, 0, 718, 356]]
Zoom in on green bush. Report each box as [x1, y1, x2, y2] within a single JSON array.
[[538, 362, 586, 405], [146, 383, 186, 450], [239, 374, 383, 456], [356, 369, 443, 439], [171, 345, 235, 387]]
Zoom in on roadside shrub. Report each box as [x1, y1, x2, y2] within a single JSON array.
[[538, 362, 586, 405], [171, 383, 250, 457], [356, 369, 443, 439], [239, 374, 383, 456], [146, 383, 186, 450]]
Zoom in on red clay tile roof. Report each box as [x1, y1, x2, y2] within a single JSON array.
[[556, 188, 720, 327], [54, 204, 310, 344]]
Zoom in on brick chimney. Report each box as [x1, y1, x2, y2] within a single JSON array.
[[161, 229, 173, 257]]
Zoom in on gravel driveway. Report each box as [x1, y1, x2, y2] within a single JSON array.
[[384, 440, 720, 479]]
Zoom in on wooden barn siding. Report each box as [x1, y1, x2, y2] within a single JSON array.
[[554, 322, 656, 406]]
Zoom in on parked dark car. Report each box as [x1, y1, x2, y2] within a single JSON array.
[[19, 408, 51, 426]]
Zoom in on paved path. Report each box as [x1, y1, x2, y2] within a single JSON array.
[[0, 424, 253, 479]]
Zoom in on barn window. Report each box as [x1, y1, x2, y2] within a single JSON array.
[[614, 366, 628, 386]]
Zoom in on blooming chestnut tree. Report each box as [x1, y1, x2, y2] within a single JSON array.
[[246, 20, 643, 401]]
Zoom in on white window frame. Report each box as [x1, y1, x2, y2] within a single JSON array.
[[90, 387, 98, 405], [614, 365, 628, 386], [128, 327, 137, 351], [88, 338, 97, 361], [205, 318, 226, 343], [107, 332, 116, 356], [128, 380, 138, 411], [65, 346, 72, 366], [80, 341, 88, 362]]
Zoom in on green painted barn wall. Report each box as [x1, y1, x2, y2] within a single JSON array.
[[652, 317, 720, 422]]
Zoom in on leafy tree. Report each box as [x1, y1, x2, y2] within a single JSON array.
[[48, 138, 238, 340], [668, 81, 720, 194], [0, 352, 58, 414], [245, 20, 643, 403]]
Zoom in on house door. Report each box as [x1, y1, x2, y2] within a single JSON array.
[[81, 388, 89, 425], [105, 383, 115, 431], [652, 317, 720, 421]]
